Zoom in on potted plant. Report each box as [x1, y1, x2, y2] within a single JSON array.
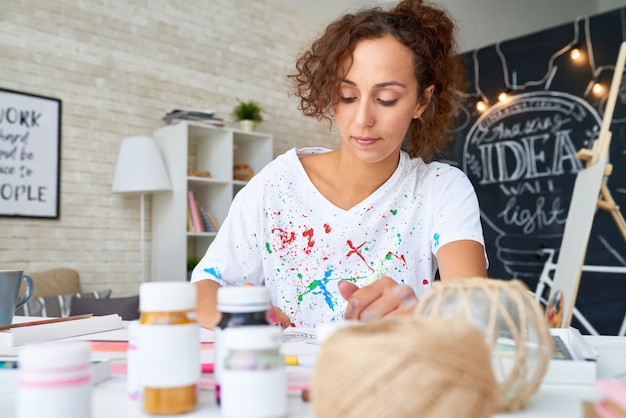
[[231, 99, 263, 131], [187, 256, 202, 281]]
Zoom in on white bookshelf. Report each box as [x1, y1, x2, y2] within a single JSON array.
[[151, 122, 273, 282]]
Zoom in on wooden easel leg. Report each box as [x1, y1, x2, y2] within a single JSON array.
[[597, 182, 626, 242]]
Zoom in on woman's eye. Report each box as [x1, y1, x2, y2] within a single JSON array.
[[379, 99, 398, 106], [340, 96, 357, 103]]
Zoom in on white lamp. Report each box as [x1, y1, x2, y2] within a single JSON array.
[[112, 136, 171, 282]]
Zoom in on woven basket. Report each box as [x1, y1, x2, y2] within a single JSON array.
[[414, 278, 553, 412], [233, 163, 254, 181]]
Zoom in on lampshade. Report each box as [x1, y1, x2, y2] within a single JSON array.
[[112, 136, 171, 194]]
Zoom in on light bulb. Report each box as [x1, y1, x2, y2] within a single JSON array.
[[592, 82, 603, 95], [476, 100, 487, 112], [498, 91, 509, 102], [570, 48, 581, 60]]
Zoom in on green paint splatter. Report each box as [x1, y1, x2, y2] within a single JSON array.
[[265, 242, 272, 254], [391, 209, 397, 215]]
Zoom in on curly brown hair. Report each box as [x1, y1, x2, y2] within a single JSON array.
[[288, 0, 465, 162]]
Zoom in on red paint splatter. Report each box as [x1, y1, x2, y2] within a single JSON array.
[[346, 240, 373, 271], [385, 252, 407, 267], [324, 223, 331, 233], [302, 228, 315, 254], [423, 279, 429, 285], [271, 227, 296, 250]]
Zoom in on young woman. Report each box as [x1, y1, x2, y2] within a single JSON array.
[[192, 0, 487, 329]]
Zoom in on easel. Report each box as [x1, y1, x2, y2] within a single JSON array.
[[539, 41, 626, 334]]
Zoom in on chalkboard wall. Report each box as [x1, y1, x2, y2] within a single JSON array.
[[448, 8, 626, 335]]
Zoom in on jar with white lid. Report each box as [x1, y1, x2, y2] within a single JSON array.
[[16, 341, 92, 418], [138, 281, 200, 415], [220, 325, 287, 418], [214, 286, 272, 405]]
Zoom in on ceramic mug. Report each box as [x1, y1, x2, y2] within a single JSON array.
[[0, 270, 35, 325]]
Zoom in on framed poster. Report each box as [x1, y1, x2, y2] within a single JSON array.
[[0, 88, 61, 219]]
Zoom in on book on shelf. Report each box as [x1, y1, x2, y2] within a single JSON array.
[[199, 206, 216, 233], [162, 108, 225, 127], [0, 314, 123, 347], [194, 196, 205, 232], [187, 205, 194, 232], [0, 357, 112, 392], [187, 190, 203, 233], [200, 206, 220, 232]]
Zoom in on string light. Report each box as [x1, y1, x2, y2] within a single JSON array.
[[463, 14, 617, 108], [570, 47, 581, 60], [592, 79, 604, 95]]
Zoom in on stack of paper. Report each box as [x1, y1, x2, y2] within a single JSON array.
[[0, 315, 123, 347], [543, 327, 598, 385]]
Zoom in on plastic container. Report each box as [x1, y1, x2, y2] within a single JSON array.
[[138, 282, 200, 415], [16, 341, 92, 418], [220, 326, 287, 418], [214, 286, 272, 404]]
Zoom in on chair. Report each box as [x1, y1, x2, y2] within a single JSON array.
[[69, 295, 140, 321]]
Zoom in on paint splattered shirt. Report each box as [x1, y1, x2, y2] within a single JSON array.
[[191, 147, 485, 327]]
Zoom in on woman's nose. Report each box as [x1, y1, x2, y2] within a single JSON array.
[[355, 100, 375, 127]]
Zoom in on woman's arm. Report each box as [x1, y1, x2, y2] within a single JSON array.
[[339, 240, 487, 321], [195, 279, 222, 329], [436, 239, 487, 280]]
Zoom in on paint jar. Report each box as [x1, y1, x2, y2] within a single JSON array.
[[214, 286, 272, 405], [16, 341, 92, 418], [138, 282, 200, 415], [221, 325, 287, 418]]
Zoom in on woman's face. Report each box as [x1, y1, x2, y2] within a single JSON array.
[[333, 35, 430, 165]]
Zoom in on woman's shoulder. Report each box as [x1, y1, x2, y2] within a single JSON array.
[[250, 147, 330, 181], [404, 154, 467, 179]]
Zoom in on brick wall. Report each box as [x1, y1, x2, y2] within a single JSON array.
[[0, 0, 335, 295]]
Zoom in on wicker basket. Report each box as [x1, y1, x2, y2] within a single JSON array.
[[233, 163, 254, 181]]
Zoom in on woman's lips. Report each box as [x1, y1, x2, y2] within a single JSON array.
[[353, 136, 379, 145]]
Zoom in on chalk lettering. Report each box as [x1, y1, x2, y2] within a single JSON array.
[[497, 196, 567, 235], [478, 130, 582, 184], [498, 178, 557, 196]]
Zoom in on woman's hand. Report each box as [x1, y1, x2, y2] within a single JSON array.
[[242, 282, 292, 328], [338, 277, 418, 321], [268, 305, 292, 328]]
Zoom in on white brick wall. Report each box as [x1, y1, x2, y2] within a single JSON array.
[[0, 0, 336, 295]]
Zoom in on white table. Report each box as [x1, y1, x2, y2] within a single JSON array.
[[1, 332, 625, 417]]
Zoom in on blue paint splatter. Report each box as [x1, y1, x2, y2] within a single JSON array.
[[298, 269, 335, 310], [204, 267, 225, 285], [433, 233, 440, 249]]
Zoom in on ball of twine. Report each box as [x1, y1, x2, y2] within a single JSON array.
[[414, 278, 553, 412], [312, 317, 499, 418]]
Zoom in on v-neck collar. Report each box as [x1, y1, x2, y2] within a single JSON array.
[[291, 147, 408, 214]]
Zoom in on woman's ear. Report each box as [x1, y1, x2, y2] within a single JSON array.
[[413, 85, 435, 119]]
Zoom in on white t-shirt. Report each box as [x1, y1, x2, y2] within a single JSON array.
[[191, 147, 485, 327]]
